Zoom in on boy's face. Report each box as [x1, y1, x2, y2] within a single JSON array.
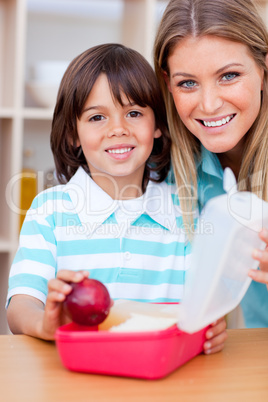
[[76, 73, 161, 198]]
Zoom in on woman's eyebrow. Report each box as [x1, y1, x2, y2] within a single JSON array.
[[171, 63, 244, 79], [216, 63, 243, 74], [171, 72, 197, 79]]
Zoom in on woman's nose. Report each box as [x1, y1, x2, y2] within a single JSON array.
[[199, 86, 224, 115]]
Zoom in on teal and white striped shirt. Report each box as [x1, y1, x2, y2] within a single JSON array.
[[7, 167, 191, 304]]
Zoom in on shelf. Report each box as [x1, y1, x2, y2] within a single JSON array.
[[0, 240, 14, 253], [22, 107, 54, 120], [0, 108, 15, 118], [0, 107, 53, 120], [27, 0, 124, 19]]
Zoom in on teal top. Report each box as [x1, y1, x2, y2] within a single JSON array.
[[197, 146, 268, 328]]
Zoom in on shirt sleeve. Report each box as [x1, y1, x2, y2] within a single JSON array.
[[6, 201, 57, 306]]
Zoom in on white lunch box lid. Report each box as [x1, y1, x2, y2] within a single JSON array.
[[178, 168, 268, 333]]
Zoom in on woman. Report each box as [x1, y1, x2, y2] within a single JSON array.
[[154, 0, 268, 328]]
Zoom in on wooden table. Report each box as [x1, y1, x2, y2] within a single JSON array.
[[1, 329, 267, 402]]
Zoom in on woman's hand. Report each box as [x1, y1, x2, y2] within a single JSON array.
[[249, 228, 268, 290], [40, 269, 89, 340], [203, 316, 227, 354]]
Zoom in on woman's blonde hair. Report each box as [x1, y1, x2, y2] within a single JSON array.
[[154, 0, 268, 231]]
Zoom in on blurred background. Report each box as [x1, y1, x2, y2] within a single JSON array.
[[0, 0, 268, 334]]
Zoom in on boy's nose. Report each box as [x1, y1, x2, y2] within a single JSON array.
[[109, 127, 129, 137], [108, 119, 130, 137]]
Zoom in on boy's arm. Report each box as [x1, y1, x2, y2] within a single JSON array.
[[7, 270, 89, 340], [7, 295, 49, 339], [7, 294, 70, 341]]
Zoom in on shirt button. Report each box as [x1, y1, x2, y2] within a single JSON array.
[[124, 251, 131, 260]]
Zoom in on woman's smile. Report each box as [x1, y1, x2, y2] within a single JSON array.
[[198, 114, 236, 128]]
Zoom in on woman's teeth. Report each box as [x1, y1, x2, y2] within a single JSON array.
[[203, 114, 234, 127], [107, 147, 132, 154]]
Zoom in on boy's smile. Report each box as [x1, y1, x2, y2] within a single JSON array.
[[76, 73, 161, 199], [105, 144, 135, 159]]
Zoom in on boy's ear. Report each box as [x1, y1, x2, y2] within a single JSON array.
[[154, 128, 162, 139], [69, 134, 80, 148], [162, 70, 171, 92]]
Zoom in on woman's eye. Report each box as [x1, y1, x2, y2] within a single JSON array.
[[221, 72, 239, 81], [89, 115, 104, 122], [128, 110, 142, 118], [178, 80, 197, 89]]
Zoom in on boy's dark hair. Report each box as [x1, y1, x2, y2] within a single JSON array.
[[50, 43, 171, 187]]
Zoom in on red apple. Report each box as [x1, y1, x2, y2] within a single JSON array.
[[64, 278, 111, 326]]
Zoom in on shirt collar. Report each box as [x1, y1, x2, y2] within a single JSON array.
[[197, 145, 224, 179], [65, 167, 178, 232], [142, 179, 178, 230], [65, 167, 119, 229]]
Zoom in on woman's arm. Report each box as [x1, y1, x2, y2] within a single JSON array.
[[249, 228, 268, 290], [203, 317, 227, 354]]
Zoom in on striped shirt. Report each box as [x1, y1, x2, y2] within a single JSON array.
[[7, 167, 191, 305]]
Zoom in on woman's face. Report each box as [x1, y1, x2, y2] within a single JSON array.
[[166, 35, 264, 156]]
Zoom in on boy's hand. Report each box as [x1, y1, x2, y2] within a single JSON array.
[[249, 228, 268, 290], [40, 270, 89, 340], [203, 316, 227, 354]]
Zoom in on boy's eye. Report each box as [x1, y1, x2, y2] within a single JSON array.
[[221, 72, 239, 81], [127, 110, 142, 118], [178, 80, 197, 89], [89, 115, 104, 122]]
